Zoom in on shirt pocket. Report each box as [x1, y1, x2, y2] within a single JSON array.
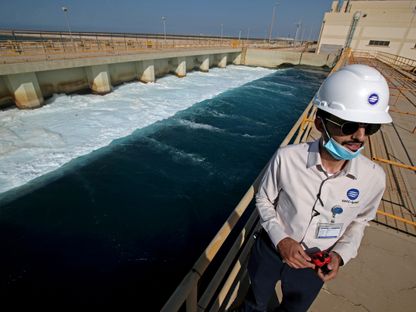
[[276, 188, 299, 221]]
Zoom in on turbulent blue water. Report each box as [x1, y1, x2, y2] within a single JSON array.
[[0, 66, 327, 308]]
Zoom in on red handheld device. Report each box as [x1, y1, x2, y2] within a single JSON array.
[[310, 251, 331, 267], [310, 250, 332, 274]]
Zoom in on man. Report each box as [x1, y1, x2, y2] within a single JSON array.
[[240, 64, 392, 312]]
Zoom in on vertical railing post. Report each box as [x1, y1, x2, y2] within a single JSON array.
[[96, 34, 100, 53], [59, 32, 66, 53], [39, 32, 47, 60], [186, 286, 198, 312]]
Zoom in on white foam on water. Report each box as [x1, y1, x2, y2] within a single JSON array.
[[0, 65, 274, 194], [178, 119, 224, 132]]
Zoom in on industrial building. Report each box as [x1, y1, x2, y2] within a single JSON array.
[[317, 0, 416, 58]]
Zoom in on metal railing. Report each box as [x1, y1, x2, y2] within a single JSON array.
[[0, 29, 299, 64], [352, 49, 416, 77], [0, 38, 233, 64], [350, 50, 416, 172], [349, 50, 416, 232]]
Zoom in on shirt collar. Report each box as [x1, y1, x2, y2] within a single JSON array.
[[344, 155, 359, 180], [306, 140, 321, 169], [307, 139, 358, 179]]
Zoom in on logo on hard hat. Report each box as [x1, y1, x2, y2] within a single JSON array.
[[368, 93, 379, 105]]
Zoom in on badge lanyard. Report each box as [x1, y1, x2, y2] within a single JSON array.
[[300, 178, 346, 243], [300, 177, 330, 244]]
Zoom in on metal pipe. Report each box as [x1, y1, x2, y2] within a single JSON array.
[[372, 157, 416, 171], [345, 11, 361, 49]]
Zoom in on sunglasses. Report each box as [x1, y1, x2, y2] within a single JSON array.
[[325, 118, 381, 136]]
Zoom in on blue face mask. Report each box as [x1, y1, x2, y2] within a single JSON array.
[[321, 118, 364, 160], [323, 137, 363, 160]]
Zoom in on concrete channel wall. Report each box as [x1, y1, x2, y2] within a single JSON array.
[[244, 48, 338, 68], [0, 47, 337, 109], [0, 49, 241, 109]]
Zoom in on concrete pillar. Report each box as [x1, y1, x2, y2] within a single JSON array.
[[200, 56, 210, 72], [138, 60, 155, 83], [218, 54, 227, 68], [233, 53, 242, 65], [85, 64, 112, 94], [5, 72, 44, 109], [175, 57, 187, 77]]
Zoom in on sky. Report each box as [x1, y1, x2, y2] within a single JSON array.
[[0, 0, 336, 40]]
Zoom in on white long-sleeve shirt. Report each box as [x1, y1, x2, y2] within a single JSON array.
[[256, 139, 386, 264]]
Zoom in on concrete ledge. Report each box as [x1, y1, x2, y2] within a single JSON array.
[[244, 48, 337, 68]]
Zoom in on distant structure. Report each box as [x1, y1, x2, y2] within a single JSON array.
[[317, 0, 416, 58]]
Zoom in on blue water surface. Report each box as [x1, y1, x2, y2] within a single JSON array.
[[0, 66, 327, 309]]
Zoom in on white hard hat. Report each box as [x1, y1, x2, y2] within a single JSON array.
[[313, 64, 392, 124]]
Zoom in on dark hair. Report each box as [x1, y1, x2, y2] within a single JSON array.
[[315, 109, 330, 120]]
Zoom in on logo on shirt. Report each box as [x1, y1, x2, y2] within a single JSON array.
[[347, 188, 360, 200], [368, 93, 379, 105], [342, 188, 360, 205]]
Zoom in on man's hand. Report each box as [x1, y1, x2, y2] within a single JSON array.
[[317, 251, 342, 282], [277, 237, 315, 269]]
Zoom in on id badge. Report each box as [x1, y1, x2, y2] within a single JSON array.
[[316, 223, 343, 239]]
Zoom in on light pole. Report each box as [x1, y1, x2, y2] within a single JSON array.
[[268, 2, 279, 43], [161, 16, 167, 44], [61, 6, 74, 48], [300, 26, 306, 44], [294, 20, 302, 46], [307, 26, 313, 42]]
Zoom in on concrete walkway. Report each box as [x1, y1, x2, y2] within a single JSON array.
[[310, 224, 416, 312]]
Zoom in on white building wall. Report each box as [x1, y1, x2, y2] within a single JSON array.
[[362, 27, 406, 38], [317, 0, 416, 59]]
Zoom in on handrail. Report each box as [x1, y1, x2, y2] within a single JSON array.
[[160, 186, 256, 312], [0, 29, 299, 64], [0, 39, 235, 64], [160, 48, 345, 311], [372, 157, 416, 171], [352, 49, 416, 77]]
